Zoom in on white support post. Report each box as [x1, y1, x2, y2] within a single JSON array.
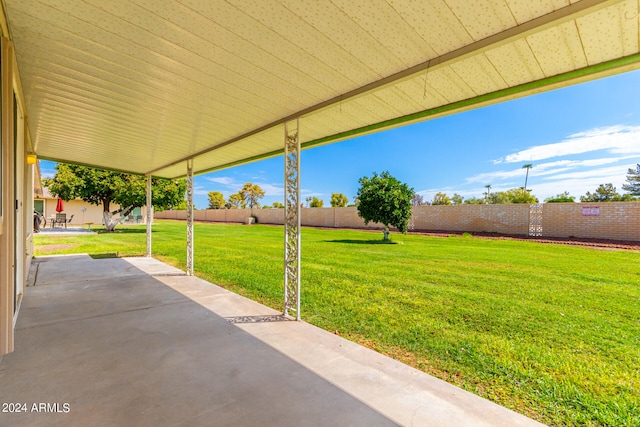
[[186, 159, 194, 276], [146, 174, 153, 257], [284, 119, 301, 320]]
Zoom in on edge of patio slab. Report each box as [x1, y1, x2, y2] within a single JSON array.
[[124, 257, 545, 427]]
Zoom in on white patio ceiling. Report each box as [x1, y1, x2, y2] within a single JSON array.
[[5, 0, 640, 179]]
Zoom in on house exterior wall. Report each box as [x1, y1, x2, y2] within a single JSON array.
[[1, 32, 33, 355], [155, 203, 640, 242], [35, 194, 149, 226]]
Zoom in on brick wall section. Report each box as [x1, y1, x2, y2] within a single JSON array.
[[542, 202, 640, 241], [155, 203, 640, 241], [411, 204, 531, 235]]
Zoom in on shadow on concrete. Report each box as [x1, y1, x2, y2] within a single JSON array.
[[0, 256, 398, 427]]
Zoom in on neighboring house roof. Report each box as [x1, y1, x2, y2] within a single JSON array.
[[5, 0, 640, 178], [37, 187, 55, 200]]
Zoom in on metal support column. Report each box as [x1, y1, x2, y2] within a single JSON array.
[[146, 174, 152, 257], [186, 159, 194, 276], [284, 119, 301, 320]]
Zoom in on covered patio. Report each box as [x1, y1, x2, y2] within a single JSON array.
[[1, 1, 640, 424], [0, 255, 541, 426]]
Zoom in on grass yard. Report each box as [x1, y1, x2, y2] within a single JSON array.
[[34, 220, 639, 426]]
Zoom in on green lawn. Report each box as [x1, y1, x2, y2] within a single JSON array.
[[34, 220, 640, 426]]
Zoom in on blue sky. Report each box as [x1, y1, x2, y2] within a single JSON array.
[[41, 69, 640, 209]]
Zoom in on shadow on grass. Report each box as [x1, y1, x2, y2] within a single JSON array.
[[323, 239, 399, 245], [90, 253, 119, 259], [96, 228, 150, 234]]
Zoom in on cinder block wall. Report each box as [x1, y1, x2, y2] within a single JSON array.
[[411, 204, 531, 235], [541, 202, 639, 241], [155, 203, 640, 241]]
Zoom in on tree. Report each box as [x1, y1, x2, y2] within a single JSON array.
[[522, 164, 533, 193], [239, 183, 265, 208], [463, 196, 485, 205], [172, 200, 190, 210], [309, 197, 324, 207], [488, 188, 538, 204], [580, 183, 636, 202], [507, 188, 538, 204], [271, 201, 285, 208], [451, 193, 464, 205], [411, 194, 426, 206], [487, 191, 511, 204], [431, 192, 452, 205], [483, 184, 492, 203], [207, 191, 226, 209], [622, 164, 640, 196], [544, 192, 576, 203], [226, 193, 246, 209], [330, 193, 348, 207], [356, 171, 414, 241], [46, 163, 186, 232]]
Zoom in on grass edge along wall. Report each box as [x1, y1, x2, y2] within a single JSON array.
[[155, 202, 640, 242]]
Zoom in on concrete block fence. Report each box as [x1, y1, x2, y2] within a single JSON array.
[[155, 202, 640, 242]]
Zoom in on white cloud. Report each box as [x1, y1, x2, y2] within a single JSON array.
[[205, 176, 236, 185], [468, 156, 636, 185], [540, 164, 632, 182], [466, 168, 526, 183], [258, 183, 284, 197], [495, 125, 640, 163], [420, 160, 636, 203]]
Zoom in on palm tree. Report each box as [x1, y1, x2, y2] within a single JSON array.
[[522, 164, 533, 193], [484, 184, 492, 203]]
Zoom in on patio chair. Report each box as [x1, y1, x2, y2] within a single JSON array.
[[66, 214, 74, 226], [55, 213, 67, 228]]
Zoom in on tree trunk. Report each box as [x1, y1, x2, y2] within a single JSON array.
[[383, 226, 389, 241], [103, 205, 135, 232]]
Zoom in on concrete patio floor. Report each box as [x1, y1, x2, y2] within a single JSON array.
[[0, 255, 544, 426]]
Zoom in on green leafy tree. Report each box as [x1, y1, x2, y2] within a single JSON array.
[[545, 192, 576, 203], [451, 193, 464, 205], [580, 183, 637, 202], [432, 192, 452, 205], [356, 171, 414, 241], [271, 201, 285, 208], [330, 193, 348, 207], [486, 188, 537, 204], [463, 196, 485, 205], [505, 188, 538, 204], [172, 200, 190, 210], [46, 163, 186, 231], [622, 164, 640, 196], [487, 191, 510, 204], [239, 183, 265, 208], [226, 193, 246, 209], [309, 197, 324, 208], [207, 191, 226, 209]]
